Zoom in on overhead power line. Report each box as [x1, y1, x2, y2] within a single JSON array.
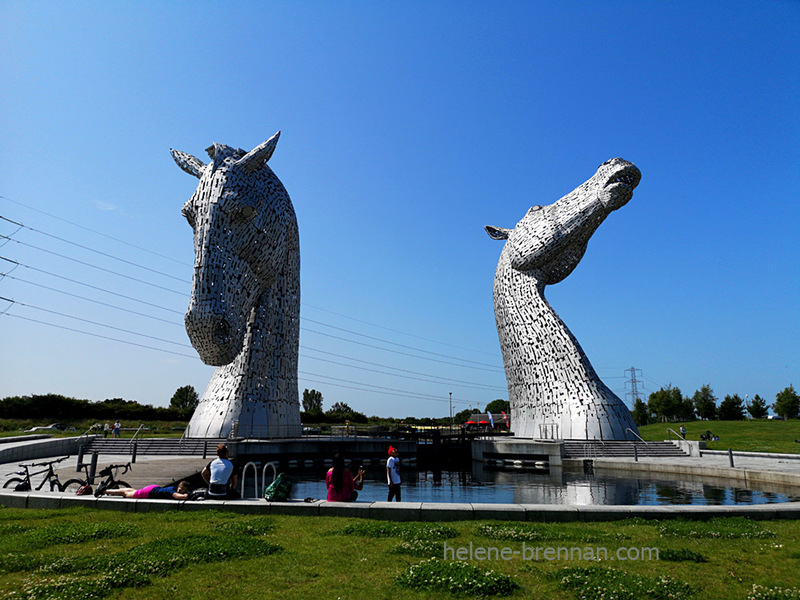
[[303, 317, 502, 370], [304, 302, 499, 358], [0, 194, 188, 265], [0, 214, 188, 284], [0, 235, 186, 296], [0, 256, 183, 314], [0, 294, 501, 396], [0, 194, 498, 360]]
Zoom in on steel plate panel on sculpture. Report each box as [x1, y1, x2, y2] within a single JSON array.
[[171, 132, 301, 439], [486, 158, 641, 441]]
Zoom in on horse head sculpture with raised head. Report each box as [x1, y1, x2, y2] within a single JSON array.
[[486, 158, 641, 440], [171, 132, 301, 438]]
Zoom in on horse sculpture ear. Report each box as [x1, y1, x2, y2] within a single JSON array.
[[485, 226, 511, 240], [170, 149, 206, 179], [237, 131, 281, 173]]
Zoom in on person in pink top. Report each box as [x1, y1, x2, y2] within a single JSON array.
[[326, 453, 364, 502]]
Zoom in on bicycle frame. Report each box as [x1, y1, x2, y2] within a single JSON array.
[[9, 457, 68, 492]]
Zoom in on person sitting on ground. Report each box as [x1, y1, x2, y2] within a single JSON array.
[[99, 480, 191, 500], [201, 443, 239, 499], [325, 453, 364, 502]]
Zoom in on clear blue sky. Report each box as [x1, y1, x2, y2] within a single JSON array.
[[1, 1, 798, 419]]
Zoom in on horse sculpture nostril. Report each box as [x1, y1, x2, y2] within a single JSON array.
[[212, 318, 231, 346]]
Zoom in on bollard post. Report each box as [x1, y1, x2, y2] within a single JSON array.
[[76, 445, 85, 472], [728, 448, 735, 468], [88, 452, 99, 484], [634, 444, 639, 462], [131, 441, 138, 464]]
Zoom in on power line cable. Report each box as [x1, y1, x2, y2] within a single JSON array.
[[0, 256, 183, 315], [302, 346, 504, 391], [0, 215, 188, 283], [303, 302, 498, 358], [297, 370, 473, 404], [303, 353, 505, 392], [0, 236, 186, 296], [1, 273, 183, 327], [3, 312, 197, 358], [0, 194, 187, 265], [302, 326, 504, 373], [303, 317, 503, 370], [0, 293, 501, 395], [0, 296, 192, 349]]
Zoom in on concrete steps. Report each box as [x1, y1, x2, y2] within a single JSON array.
[[562, 440, 688, 459], [81, 437, 226, 457]]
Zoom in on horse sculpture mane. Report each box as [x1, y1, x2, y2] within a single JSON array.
[[171, 132, 301, 438], [486, 158, 641, 440]]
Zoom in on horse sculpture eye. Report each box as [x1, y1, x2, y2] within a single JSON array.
[[241, 206, 255, 219]]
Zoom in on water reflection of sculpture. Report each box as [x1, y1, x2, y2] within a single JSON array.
[[486, 159, 642, 441], [171, 132, 301, 439]]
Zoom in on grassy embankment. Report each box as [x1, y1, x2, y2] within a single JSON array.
[[0, 508, 799, 599], [638, 421, 800, 454]]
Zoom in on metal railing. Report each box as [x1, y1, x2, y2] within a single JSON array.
[[665, 427, 684, 441], [626, 428, 648, 444], [240, 461, 278, 497]]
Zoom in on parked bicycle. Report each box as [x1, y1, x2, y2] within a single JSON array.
[[3, 456, 70, 492], [61, 462, 132, 495]]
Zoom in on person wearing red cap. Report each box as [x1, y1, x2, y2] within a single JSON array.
[[386, 446, 401, 501]]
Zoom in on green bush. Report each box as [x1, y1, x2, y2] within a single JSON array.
[[337, 522, 458, 540], [659, 548, 707, 562], [13, 535, 282, 599], [21, 522, 136, 548], [397, 558, 519, 596], [391, 538, 443, 557], [477, 523, 628, 543], [557, 565, 691, 600], [658, 517, 776, 539], [748, 584, 800, 600]]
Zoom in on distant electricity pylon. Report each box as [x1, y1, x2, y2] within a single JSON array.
[[624, 366, 644, 407]]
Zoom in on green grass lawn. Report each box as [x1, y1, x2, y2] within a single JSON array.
[[638, 421, 800, 454], [0, 507, 799, 599]]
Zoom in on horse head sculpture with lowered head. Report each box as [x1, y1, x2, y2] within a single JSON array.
[[171, 132, 301, 438]]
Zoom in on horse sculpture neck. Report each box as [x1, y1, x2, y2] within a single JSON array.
[[187, 222, 300, 438], [493, 254, 630, 439]]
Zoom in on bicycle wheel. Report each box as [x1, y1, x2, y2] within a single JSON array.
[[3, 478, 24, 490], [61, 479, 86, 494], [112, 481, 131, 489]]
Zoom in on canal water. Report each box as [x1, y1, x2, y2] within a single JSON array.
[[281, 466, 800, 505]]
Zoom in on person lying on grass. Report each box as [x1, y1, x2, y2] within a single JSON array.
[[97, 480, 192, 500]]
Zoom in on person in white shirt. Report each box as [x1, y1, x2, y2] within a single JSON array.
[[386, 446, 401, 502], [202, 443, 239, 499]]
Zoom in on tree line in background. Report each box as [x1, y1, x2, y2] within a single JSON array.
[[9, 383, 796, 431], [0, 386, 507, 429], [0, 385, 201, 425], [631, 384, 799, 426]]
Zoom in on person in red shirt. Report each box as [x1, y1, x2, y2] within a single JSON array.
[[326, 453, 364, 502]]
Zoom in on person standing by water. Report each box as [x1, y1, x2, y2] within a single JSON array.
[[326, 453, 364, 502], [113, 420, 121, 438], [386, 446, 401, 502], [103, 422, 110, 438]]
